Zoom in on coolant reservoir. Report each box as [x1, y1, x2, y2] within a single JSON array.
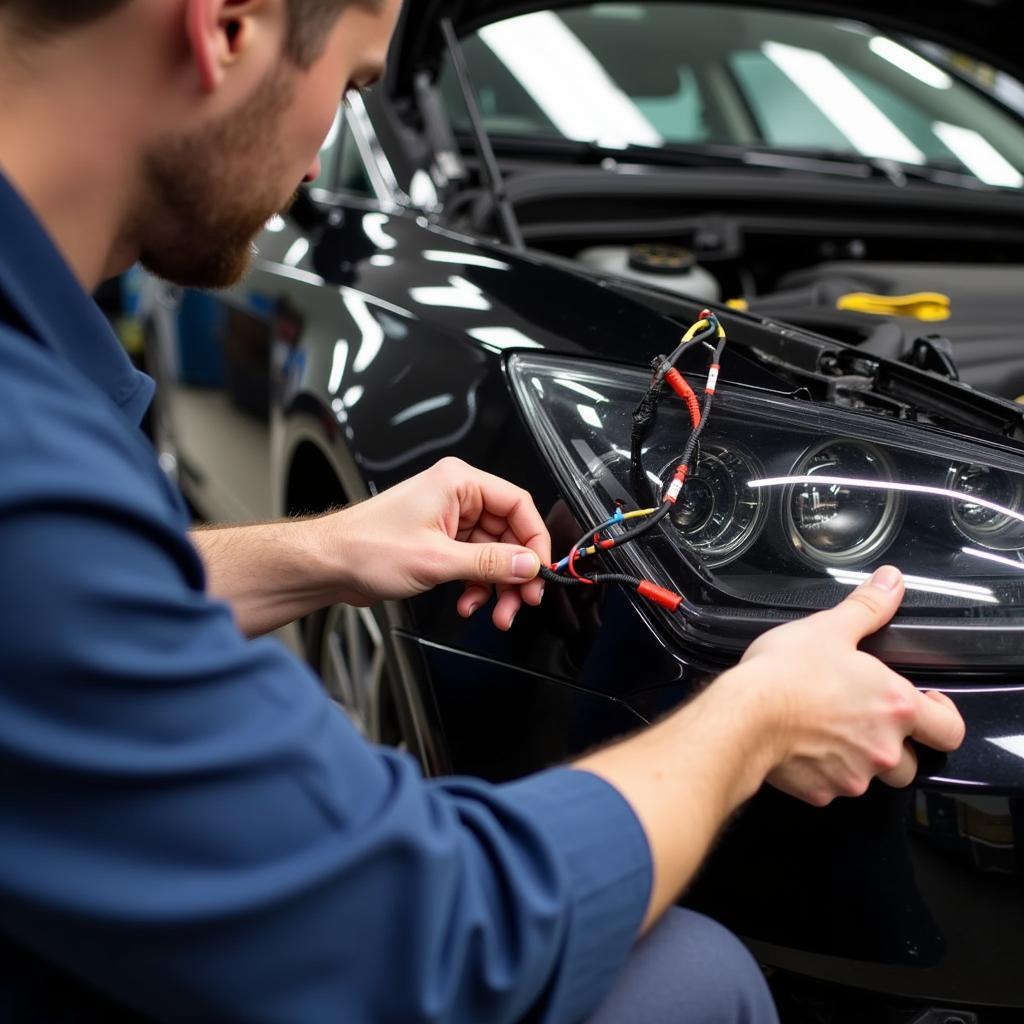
[[576, 243, 720, 302]]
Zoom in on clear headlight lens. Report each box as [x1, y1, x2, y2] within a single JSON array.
[[663, 443, 766, 566], [509, 354, 1024, 669], [948, 464, 1024, 551], [786, 441, 904, 567]]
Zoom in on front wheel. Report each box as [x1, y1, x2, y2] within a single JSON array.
[[304, 602, 406, 749]]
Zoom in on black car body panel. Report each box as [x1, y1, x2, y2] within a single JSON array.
[[141, 3, 1024, 1019]]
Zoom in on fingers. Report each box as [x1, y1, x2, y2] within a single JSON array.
[[911, 689, 966, 752], [868, 690, 961, 792], [455, 521, 546, 630], [496, 523, 545, 608], [430, 461, 551, 629], [440, 525, 540, 586], [439, 459, 552, 569], [492, 588, 522, 632], [458, 584, 490, 619], [519, 569, 545, 609], [816, 565, 905, 643], [458, 583, 522, 631], [878, 740, 918, 789], [922, 689, 960, 713]]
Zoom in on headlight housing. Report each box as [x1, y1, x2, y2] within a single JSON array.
[[509, 354, 1024, 673]]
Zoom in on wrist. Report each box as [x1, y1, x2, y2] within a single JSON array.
[[304, 509, 361, 605], [690, 664, 790, 800]]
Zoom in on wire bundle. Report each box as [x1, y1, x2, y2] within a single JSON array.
[[541, 311, 728, 615]]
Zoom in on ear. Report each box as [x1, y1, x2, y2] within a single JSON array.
[[184, 0, 272, 93]]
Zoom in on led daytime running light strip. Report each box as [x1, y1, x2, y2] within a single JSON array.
[[747, 475, 1024, 526], [961, 547, 1024, 572], [827, 568, 999, 604]]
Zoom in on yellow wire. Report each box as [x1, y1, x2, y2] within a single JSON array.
[[678, 315, 726, 351], [576, 509, 657, 557], [680, 318, 710, 343]]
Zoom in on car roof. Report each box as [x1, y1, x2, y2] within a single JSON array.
[[388, 0, 1024, 97]]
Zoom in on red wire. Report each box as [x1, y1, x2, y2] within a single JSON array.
[[665, 368, 701, 428], [567, 542, 595, 584]]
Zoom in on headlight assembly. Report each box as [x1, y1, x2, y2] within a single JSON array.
[[785, 441, 904, 568], [509, 353, 1024, 672]]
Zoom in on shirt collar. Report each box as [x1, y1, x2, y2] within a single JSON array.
[[0, 171, 155, 426]]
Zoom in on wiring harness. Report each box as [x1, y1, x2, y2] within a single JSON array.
[[540, 310, 728, 615]]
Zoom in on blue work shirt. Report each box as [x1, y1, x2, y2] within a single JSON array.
[[0, 173, 652, 1023]]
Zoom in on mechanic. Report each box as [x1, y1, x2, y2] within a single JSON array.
[[0, 1, 966, 1022]]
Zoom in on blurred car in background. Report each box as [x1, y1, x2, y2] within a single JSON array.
[[141, 2, 1024, 1020]]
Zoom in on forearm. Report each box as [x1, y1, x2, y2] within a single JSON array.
[[575, 666, 776, 934], [191, 518, 345, 637]]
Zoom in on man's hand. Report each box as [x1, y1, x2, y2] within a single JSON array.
[[192, 458, 549, 636], [574, 564, 966, 934], [318, 457, 551, 630], [736, 565, 966, 806]]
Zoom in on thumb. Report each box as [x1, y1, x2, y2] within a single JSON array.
[[821, 565, 905, 642], [444, 539, 541, 586]]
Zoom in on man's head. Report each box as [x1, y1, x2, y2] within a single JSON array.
[[0, 0, 402, 288], [1, 0, 375, 69]]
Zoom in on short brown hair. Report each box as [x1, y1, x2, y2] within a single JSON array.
[[0, 0, 362, 66]]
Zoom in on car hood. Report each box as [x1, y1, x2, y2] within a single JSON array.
[[390, 0, 1024, 94]]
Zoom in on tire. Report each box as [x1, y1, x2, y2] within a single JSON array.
[[303, 602, 406, 749]]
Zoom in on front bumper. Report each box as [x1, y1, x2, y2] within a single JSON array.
[[404, 582, 1024, 1017]]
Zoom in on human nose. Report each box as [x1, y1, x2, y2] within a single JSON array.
[[303, 156, 321, 184]]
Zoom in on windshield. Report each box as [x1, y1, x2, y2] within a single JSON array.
[[439, 3, 1024, 188]]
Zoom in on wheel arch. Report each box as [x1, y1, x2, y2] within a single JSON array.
[[279, 419, 451, 776], [285, 439, 348, 516]]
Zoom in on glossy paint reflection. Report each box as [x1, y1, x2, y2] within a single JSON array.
[[220, 181, 1024, 1014]]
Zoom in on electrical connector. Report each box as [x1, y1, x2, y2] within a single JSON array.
[[637, 581, 684, 612]]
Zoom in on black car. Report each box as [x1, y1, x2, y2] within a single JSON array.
[[142, 2, 1024, 1020]]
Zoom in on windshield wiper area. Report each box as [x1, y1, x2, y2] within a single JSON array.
[[485, 135, 1004, 191], [742, 147, 1003, 191], [631, 143, 1001, 190], [492, 137, 865, 175], [605, 141, 881, 178]]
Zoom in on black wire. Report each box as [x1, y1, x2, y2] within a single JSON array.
[[675, 336, 726, 471], [562, 501, 676, 576], [592, 573, 642, 587], [540, 566, 640, 588], [568, 521, 609, 564], [656, 321, 718, 381], [604, 501, 673, 548], [630, 359, 667, 505], [540, 565, 578, 585], [631, 321, 719, 504], [679, 393, 713, 468], [549, 319, 725, 593]]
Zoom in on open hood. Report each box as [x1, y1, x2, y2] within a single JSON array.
[[389, 0, 1024, 96]]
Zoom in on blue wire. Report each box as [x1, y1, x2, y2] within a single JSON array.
[[553, 508, 626, 571]]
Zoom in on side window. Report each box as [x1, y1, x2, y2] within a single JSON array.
[[337, 118, 375, 198], [309, 107, 343, 191], [308, 106, 375, 199]]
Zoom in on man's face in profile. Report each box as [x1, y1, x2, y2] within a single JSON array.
[[138, 0, 399, 290]]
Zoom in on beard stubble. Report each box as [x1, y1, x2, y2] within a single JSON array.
[[138, 64, 299, 290]]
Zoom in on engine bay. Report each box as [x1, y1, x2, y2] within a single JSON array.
[[442, 157, 1024, 405]]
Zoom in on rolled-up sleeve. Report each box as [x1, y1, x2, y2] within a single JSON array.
[[0, 338, 652, 1024]]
